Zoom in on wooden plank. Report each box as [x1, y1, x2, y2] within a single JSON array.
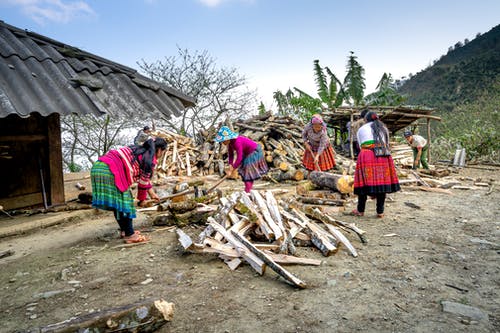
[[224, 257, 242, 270], [176, 228, 194, 250], [202, 237, 240, 257], [240, 192, 274, 239], [323, 223, 358, 257], [208, 218, 266, 275], [290, 208, 337, 256], [265, 190, 287, 236], [263, 250, 322, 266], [251, 190, 283, 240], [47, 114, 65, 206], [231, 231, 306, 289]]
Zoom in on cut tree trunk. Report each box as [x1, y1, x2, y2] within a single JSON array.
[[37, 298, 174, 333], [296, 196, 345, 206], [309, 171, 354, 194]]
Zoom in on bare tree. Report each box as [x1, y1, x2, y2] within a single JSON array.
[[138, 47, 257, 138], [61, 114, 136, 171]]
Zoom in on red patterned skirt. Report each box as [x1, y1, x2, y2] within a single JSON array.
[[302, 145, 336, 171], [354, 148, 400, 195]]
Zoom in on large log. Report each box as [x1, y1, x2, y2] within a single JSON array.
[[267, 167, 304, 182], [153, 205, 214, 227], [37, 298, 174, 333], [309, 171, 354, 194], [296, 196, 345, 206]]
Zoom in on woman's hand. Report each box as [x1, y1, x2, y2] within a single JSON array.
[[226, 165, 234, 176], [148, 188, 160, 202]]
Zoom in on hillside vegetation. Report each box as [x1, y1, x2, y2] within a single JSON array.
[[398, 24, 500, 163]]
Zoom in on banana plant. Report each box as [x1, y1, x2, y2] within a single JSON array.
[[343, 51, 366, 106], [313, 59, 345, 108], [365, 73, 407, 106]]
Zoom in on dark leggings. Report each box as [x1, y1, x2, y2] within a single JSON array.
[[114, 210, 134, 236], [357, 193, 386, 214]]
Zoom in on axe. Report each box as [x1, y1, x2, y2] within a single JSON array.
[[157, 175, 228, 203]]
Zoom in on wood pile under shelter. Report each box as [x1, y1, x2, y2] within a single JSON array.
[[322, 106, 441, 161], [175, 189, 365, 288]]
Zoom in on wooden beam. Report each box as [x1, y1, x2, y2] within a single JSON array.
[[231, 230, 307, 289], [47, 113, 65, 206], [426, 117, 432, 164], [389, 111, 441, 121]]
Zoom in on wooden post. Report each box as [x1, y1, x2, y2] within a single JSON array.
[[349, 112, 354, 159], [426, 118, 431, 164]]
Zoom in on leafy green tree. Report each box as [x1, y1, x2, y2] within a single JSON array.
[[343, 51, 366, 106], [365, 73, 407, 106], [313, 60, 345, 108], [272, 59, 345, 120], [257, 102, 267, 115]]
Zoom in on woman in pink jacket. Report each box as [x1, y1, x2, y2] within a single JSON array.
[[215, 126, 268, 193], [91, 138, 167, 243]]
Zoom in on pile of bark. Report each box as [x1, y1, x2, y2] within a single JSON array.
[[175, 189, 365, 288]]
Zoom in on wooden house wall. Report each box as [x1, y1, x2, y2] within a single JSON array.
[[0, 113, 64, 210]]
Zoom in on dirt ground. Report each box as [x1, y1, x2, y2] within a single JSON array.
[[0, 167, 499, 333]]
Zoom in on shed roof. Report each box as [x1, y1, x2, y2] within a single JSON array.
[[0, 20, 196, 119], [322, 105, 441, 133]]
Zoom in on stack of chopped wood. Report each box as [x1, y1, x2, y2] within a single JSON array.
[[391, 143, 413, 167], [185, 113, 309, 180], [235, 114, 306, 181], [153, 129, 199, 177], [176, 190, 365, 288]]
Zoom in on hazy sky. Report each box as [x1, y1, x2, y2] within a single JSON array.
[[1, 0, 499, 108]]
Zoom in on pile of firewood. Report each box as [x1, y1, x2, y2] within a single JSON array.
[[153, 129, 199, 177], [391, 143, 414, 167], [191, 113, 309, 181], [175, 189, 365, 288], [151, 115, 414, 180]]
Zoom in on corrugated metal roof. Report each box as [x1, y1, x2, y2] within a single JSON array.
[[0, 20, 195, 119], [323, 106, 440, 134]]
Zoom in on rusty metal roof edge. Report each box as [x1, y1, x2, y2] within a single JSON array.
[[1, 20, 196, 108]]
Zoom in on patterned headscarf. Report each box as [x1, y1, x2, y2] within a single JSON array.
[[215, 126, 238, 143], [311, 116, 323, 124]]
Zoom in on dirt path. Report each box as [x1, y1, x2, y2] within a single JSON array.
[[0, 168, 498, 333]]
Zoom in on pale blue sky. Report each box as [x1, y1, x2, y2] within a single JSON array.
[[1, 0, 499, 108]]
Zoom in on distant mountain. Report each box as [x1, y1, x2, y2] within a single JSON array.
[[398, 24, 500, 111]]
